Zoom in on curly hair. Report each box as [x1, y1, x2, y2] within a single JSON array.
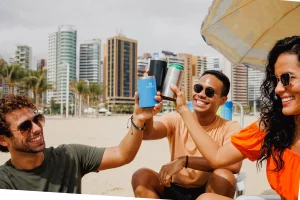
[[0, 94, 36, 152], [259, 36, 300, 171]]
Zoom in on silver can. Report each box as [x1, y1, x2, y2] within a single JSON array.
[[161, 63, 184, 101]]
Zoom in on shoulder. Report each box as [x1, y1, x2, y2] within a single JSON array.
[[219, 117, 242, 130]]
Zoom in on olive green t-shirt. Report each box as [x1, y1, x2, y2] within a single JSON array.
[[0, 144, 105, 193]]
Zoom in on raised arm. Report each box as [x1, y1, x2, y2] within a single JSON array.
[[170, 85, 246, 168], [98, 92, 163, 171]]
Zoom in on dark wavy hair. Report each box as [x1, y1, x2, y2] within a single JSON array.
[[201, 70, 230, 97], [259, 36, 300, 171], [0, 94, 36, 152]]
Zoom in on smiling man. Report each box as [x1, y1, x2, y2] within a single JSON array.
[[132, 70, 242, 200], [0, 94, 162, 192]]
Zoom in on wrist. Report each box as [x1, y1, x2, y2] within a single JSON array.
[[130, 115, 146, 131], [132, 113, 146, 127], [178, 105, 190, 115], [179, 156, 186, 168]]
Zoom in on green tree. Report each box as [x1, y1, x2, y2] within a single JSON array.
[[21, 69, 52, 107], [69, 80, 89, 117], [0, 62, 25, 94]]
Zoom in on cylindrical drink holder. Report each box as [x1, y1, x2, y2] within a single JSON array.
[[137, 76, 158, 108], [161, 63, 184, 101]]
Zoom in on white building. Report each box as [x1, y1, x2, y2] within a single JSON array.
[[14, 45, 32, 69], [248, 68, 265, 103], [47, 25, 77, 104], [79, 39, 101, 84]]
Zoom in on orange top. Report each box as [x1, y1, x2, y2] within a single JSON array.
[[231, 122, 300, 200]]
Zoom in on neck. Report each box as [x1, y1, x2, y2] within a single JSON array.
[[193, 111, 217, 126], [10, 151, 44, 170]]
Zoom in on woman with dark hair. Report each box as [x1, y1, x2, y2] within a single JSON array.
[[166, 36, 300, 200]]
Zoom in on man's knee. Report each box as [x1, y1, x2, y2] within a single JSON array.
[[210, 169, 236, 185], [131, 168, 162, 198]]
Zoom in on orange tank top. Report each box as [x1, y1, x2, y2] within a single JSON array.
[[231, 123, 300, 200]]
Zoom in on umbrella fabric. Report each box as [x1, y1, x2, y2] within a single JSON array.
[[201, 0, 300, 71]]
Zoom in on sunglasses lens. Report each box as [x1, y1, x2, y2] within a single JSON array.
[[194, 84, 203, 93], [33, 114, 45, 127], [205, 88, 215, 98], [281, 73, 290, 86], [19, 120, 32, 134]]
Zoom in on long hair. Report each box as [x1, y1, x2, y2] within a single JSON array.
[[259, 36, 300, 171]]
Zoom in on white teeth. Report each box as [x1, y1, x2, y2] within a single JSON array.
[[196, 100, 206, 105], [30, 136, 41, 142], [282, 97, 294, 102]]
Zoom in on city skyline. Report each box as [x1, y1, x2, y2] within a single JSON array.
[[0, 0, 221, 67]]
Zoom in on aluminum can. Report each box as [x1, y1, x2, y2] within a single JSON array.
[[148, 57, 168, 91], [137, 76, 158, 108], [161, 63, 184, 101]]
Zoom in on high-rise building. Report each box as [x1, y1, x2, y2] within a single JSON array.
[[137, 53, 151, 77], [47, 25, 77, 104], [248, 68, 265, 103], [232, 64, 248, 106], [79, 39, 101, 84], [37, 59, 47, 71], [103, 35, 137, 110], [177, 54, 194, 101], [14, 45, 32, 69]]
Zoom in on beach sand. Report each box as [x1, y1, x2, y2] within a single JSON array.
[[0, 114, 275, 198]]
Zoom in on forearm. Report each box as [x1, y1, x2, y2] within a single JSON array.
[[179, 156, 241, 173], [117, 114, 144, 164], [179, 108, 224, 168]]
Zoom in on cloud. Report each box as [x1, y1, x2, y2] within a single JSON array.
[[0, 0, 221, 66]]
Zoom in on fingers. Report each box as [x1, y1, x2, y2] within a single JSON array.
[[159, 167, 172, 187]]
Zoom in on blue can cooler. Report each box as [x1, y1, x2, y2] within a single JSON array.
[[137, 76, 158, 108]]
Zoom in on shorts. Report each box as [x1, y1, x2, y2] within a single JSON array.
[[163, 182, 207, 200]]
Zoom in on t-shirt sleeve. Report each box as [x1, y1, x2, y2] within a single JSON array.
[[231, 122, 265, 161], [158, 112, 177, 138], [67, 144, 105, 174], [223, 121, 242, 145]]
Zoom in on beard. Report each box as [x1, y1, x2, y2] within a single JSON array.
[[11, 135, 46, 153]]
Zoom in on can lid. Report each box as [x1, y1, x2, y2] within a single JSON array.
[[138, 76, 155, 80], [169, 63, 184, 70]]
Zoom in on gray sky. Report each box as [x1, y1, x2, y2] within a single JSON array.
[[0, 0, 221, 67]]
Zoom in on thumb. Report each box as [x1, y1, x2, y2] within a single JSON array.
[[170, 84, 180, 95], [134, 92, 139, 104]]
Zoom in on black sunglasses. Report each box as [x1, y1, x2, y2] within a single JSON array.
[[272, 73, 294, 87], [193, 84, 218, 98], [13, 114, 45, 136]]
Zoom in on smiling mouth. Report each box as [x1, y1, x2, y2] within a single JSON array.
[[195, 99, 208, 105], [29, 135, 42, 142], [282, 97, 295, 102]]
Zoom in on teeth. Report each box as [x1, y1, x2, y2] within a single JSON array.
[[196, 100, 206, 105], [30, 136, 41, 142], [282, 97, 294, 102]]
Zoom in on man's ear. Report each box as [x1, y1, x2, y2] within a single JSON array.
[[219, 96, 228, 106], [0, 135, 9, 147]]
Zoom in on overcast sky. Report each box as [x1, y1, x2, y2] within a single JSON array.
[[0, 0, 221, 67]]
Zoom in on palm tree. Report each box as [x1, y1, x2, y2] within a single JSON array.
[[89, 82, 101, 108], [69, 80, 89, 117], [21, 69, 52, 107], [0, 62, 25, 94]]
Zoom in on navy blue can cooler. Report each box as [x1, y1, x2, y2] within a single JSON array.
[[137, 76, 158, 108]]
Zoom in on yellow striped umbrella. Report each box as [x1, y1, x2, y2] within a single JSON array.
[[201, 0, 300, 71]]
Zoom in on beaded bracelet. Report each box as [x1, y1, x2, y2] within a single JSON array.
[[130, 115, 146, 131]]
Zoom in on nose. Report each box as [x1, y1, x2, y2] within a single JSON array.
[[31, 121, 42, 134], [274, 81, 285, 95]]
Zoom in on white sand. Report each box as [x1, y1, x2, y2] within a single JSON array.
[[0, 114, 275, 197]]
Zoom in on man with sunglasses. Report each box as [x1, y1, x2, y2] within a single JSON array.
[[132, 70, 242, 200], [0, 94, 162, 192]]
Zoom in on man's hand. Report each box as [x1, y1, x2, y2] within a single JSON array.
[[169, 85, 190, 114], [158, 157, 185, 187], [133, 91, 163, 124]]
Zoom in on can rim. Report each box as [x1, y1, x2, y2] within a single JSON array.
[[138, 76, 155, 80], [151, 57, 167, 62]]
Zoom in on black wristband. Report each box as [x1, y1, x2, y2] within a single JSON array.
[[130, 115, 146, 131], [185, 155, 188, 168]]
